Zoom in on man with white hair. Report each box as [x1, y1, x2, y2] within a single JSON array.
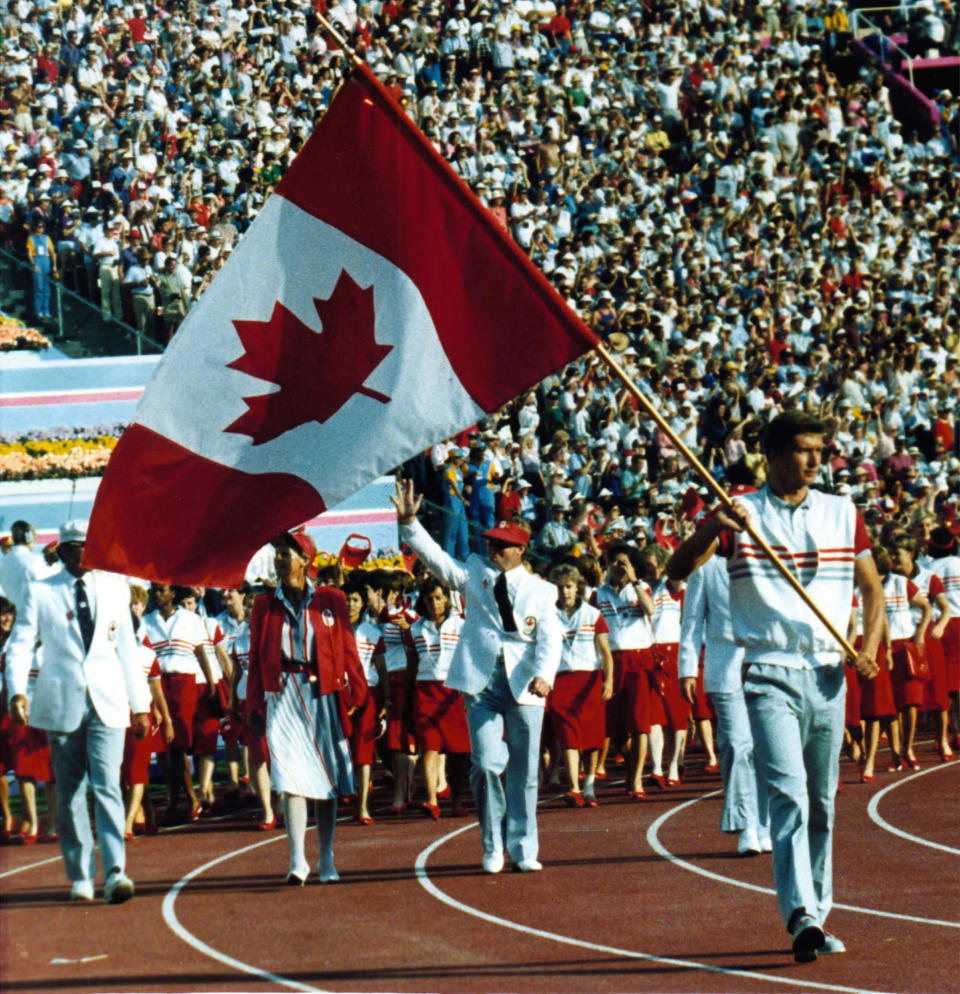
[[6, 520, 151, 903]]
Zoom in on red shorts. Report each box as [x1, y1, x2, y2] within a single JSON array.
[[890, 639, 925, 710], [192, 683, 221, 755], [606, 649, 652, 741], [941, 616, 960, 693], [859, 644, 896, 719], [413, 681, 470, 754], [548, 670, 605, 751], [386, 671, 415, 752], [161, 673, 197, 749], [350, 686, 382, 766], [921, 636, 949, 712], [8, 721, 53, 782], [649, 644, 690, 731]]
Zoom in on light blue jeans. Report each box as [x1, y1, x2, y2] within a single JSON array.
[[48, 693, 127, 886], [464, 662, 544, 864], [711, 689, 769, 836], [743, 663, 845, 929]]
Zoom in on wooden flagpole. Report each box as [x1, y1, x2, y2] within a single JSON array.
[[594, 342, 858, 660], [314, 11, 364, 66]]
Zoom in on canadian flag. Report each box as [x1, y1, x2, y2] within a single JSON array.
[[84, 65, 598, 585]]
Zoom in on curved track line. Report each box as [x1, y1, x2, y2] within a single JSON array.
[[161, 834, 328, 994], [414, 822, 883, 994], [0, 854, 62, 879], [866, 763, 960, 855], [647, 789, 960, 929]]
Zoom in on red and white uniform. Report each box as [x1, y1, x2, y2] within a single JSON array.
[[649, 579, 688, 731], [913, 568, 949, 712], [883, 573, 924, 711], [593, 581, 653, 739], [380, 605, 418, 752], [122, 644, 163, 785], [404, 613, 469, 754], [549, 601, 608, 750], [929, 555, 960, 693], [142, 607, 207, 749], [350, 619, 385, 767], [852, 592, 894, 719]]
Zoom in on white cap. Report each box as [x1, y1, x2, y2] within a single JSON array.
[[59, 518, 89, 544]]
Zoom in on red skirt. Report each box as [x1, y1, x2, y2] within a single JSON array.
[[386, 671, 416, 752], [649, 643, 690, 731], [161, 673, 198, 749], [237, 699, 270, 766], [921, 636, 949, 712], [549, 670, 605, 751], [192, 682, 222, 755], [941, 616, 960, 693], [350, 686, 382, 766], [844, 663, 862, 727], [0, 714, 12, 775], [122, 725, 154, 786], [859, 644, 896, 719], [413, 681, 470, 754], [7, 719, 53, 782], [606, 649, 652, 741], [890, 639, 925, 710]]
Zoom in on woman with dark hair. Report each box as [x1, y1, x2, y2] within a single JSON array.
[[548, 564, 613, 807], [246, 530, 367, 885], [403, 577, 470, 819]]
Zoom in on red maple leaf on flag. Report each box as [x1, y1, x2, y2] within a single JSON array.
[[225, 270, 393, 446]]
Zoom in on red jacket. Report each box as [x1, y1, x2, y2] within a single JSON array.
[[246, 587, 367, 724]]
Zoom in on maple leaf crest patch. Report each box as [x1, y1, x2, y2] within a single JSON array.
[[225, 270, 393, 446]]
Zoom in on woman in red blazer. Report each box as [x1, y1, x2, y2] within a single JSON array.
[[247, 530, 367, 886]]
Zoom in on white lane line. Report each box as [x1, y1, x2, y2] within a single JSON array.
[[413, 822, 884, 994], [161, 834, 328, 994], [0, 855, 62, 879], [866, 763, 960, 855], [646, 790, 960, 929]]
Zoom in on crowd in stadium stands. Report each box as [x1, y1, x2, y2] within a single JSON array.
[[1, 0, 959, 836]]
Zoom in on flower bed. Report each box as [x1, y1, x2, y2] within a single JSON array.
[[0, 316, 51, 352], [0, 429, 121, 481]]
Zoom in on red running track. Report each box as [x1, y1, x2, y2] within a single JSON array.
[[1, 751, 957, 993]]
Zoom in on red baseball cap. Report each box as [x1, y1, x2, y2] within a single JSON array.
[[482, 521, 530, 546], [272, 527, 316, 563]]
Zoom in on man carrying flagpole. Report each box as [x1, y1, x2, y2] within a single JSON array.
[[667, 411, 883, 963], [392, 479, 561, 874]]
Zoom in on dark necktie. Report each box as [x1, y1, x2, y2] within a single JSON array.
[[494, 572, 517, 633], [75, 578, 95, 653]]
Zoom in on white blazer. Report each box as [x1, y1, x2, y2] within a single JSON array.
[[5, 567, 151, 733], [401, 521, 561, 706]]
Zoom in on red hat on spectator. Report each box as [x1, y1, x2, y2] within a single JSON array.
[[482, 521, 530, 547], [680, 487, 704, 521]]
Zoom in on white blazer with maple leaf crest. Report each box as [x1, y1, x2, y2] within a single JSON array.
[[399, 520, 561, 706], [5, 568, 151, 733]]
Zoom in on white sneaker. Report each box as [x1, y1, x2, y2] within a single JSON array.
[[820, 932, 846, 954], [70, 880, 95, 902], [513, 858, 543, 872], [482, 850, 505, 874], [737, 828, 762, 855], [103, 871, 135, 905], [759, 834, 773, 853]]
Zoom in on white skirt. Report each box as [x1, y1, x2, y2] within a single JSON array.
[[265, 672, 355, 799]]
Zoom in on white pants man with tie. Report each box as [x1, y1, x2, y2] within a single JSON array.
[[394, 481, 562, 872], [7, 520, 151, 903]]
